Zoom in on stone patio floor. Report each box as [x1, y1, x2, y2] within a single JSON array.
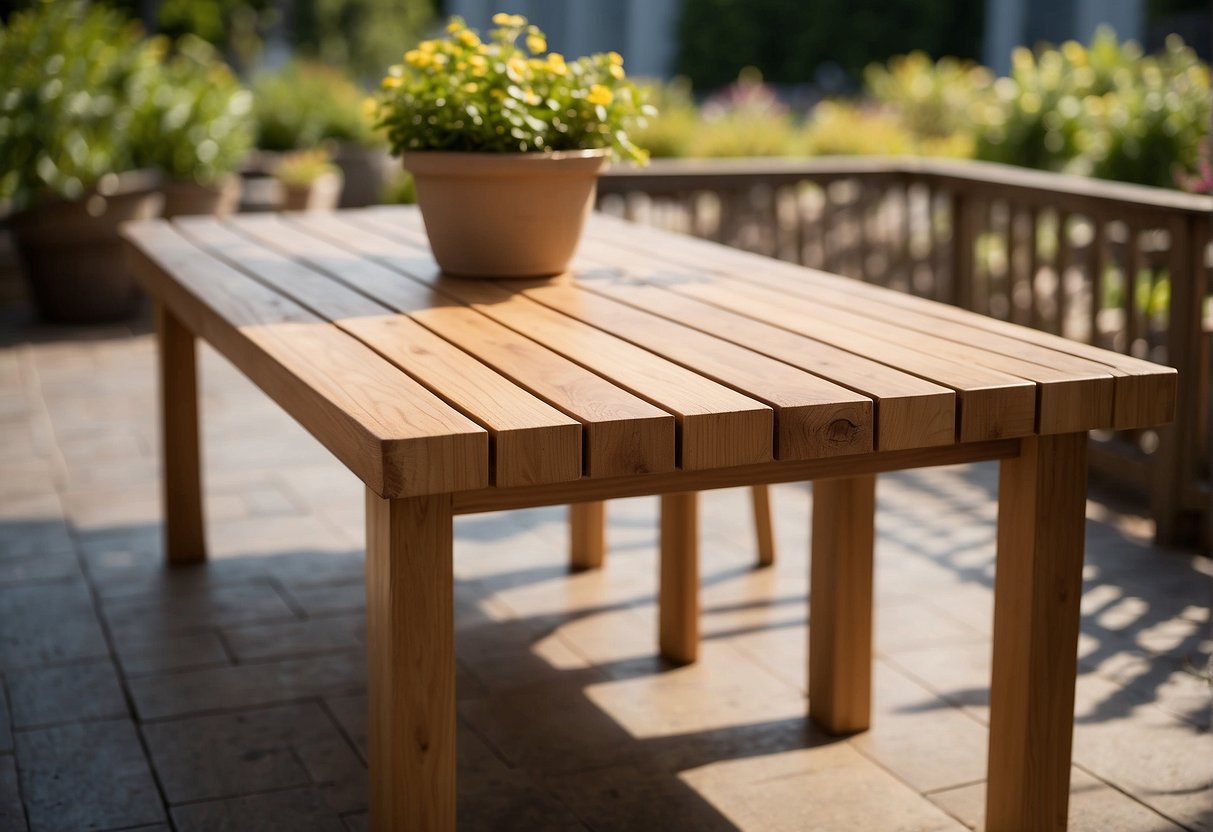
[[0, 316, 1210, 831]]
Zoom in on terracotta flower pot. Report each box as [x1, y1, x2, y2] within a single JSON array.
[[11, 170, 163, 323], [402, 149, 609, 278], [161, 175, 242, 219], [280, 170, 345, 212]]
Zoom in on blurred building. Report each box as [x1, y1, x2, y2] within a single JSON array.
[[444, 0, 680, 78]]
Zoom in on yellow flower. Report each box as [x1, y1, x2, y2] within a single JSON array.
[[507, 56, 528, 79], [607, 51, 623, 66], [609, 63, 625, 79], [462, 82, 479, 93], [381, 75, 403, 89], [431, 52, 449, 66], [546, 52, 567, 75], [468, 54, 488, 69], [522, 88, 540, 106], [526, 33, 546, 53], [446, 17, 464, 33], [418, 39, 437, 53], [458, 29, 481, 48], [404, 49, 430, 68], [492, 12, 526, 27], [587, 84, 613, 106]]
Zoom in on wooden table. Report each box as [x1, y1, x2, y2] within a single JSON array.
[[122, 207, 1176, 832]]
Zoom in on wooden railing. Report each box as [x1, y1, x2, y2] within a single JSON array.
[[598, 157, 1212, 548]]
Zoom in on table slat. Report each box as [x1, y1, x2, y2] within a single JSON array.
[[122, 221, 488, 498], [232, 214, 676, 479], [588, 213, 1174, 430], [175, 216, 582, 488], [319, 212, 776, 471], [513, 280, 874, 460], [568, 255, 956, 451]]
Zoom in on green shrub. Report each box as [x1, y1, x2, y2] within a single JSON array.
[[292, 0, 433, 81], [685, 68, 807, 157], [274, 147, 338, 185], [864, 51, 993, 140], [971, 29, 1210, 188], [132, 35, 254, 184], [252, 60, 380, 151], [0, 0, 162, 211], [630, 77, 699, 158]]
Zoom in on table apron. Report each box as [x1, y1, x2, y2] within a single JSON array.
[[452, 438, 1023, 514]]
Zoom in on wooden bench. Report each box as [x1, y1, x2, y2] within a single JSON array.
[[122, 206, 1176, 831]]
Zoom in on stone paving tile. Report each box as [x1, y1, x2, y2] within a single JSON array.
[[281, 581, 366, 617], [848, 663, 990, 795], [112, 630, 231, 677], [1071, 673, 1213, 831], [927, 766, 1189, 831], [222, 614, 364, 662], [7, 660, 127, 729], [0, 581, 109, 670], [672, 741, 966, 832], [142, 702, 362, 806], [0, 686, 12, 753], [101, 581, 298, 638], [15, 718, 165, 832], [129, 651, 365, 719], [0, 754, 25, 832], [0, 551, 81, 587], [171, 786, 346, 832]]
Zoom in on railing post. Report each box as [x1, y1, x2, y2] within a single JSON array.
[[1152, 214, 1206, 546], [949, 190, 975, 310]]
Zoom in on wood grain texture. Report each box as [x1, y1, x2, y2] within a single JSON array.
[[453, 439, 1020, 513], [587, 213, 1174, 432], [154, 302, 206, 565], [514, 278, 874, 460], [808, 475, 876, 735], [640, 270, 1036, 442], [569, 501, 606, 571], [335, 212, 776, 471], [569, 254, 956, 452], [273, 213, 676, 480], [365, 490, 456, 832], [659, 492, 699, 664], [582, 226, 1113, 435], [123, 221, 488, 499], [751, 484, 776, 567], [986, 434, 1087, 831], [177, 216, 581, 488]]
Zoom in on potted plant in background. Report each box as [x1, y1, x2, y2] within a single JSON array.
[[250, 61, 388, 209], [375, 13, 654, 277], [138, 35, 254, 218], [274, 148, 345, 211], [0, 1, 165, 323]]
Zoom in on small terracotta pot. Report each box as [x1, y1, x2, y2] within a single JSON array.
[[161, 175, 242, 218], [280, 170, 344, 212], [402, 149, 609, 278]]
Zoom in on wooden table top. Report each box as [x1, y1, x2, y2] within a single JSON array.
[[123, 206, 1176, 499]]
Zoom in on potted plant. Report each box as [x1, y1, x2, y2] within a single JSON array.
[[275, 148, 344, 211], [250, 61, 389, 208], [0, 1, 165, 323], [137, 35, 254, 218], [375, 13, 654, 277]]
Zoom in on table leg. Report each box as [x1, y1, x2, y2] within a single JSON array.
[[569, 501, 606, 571], [809, 475, 876, 735], [365, 490, 456, 832], [751, 484, 776, 567], [986, 433, 1087, 831], [659, 491, 699, 664], [154, 302, 205, 565]]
